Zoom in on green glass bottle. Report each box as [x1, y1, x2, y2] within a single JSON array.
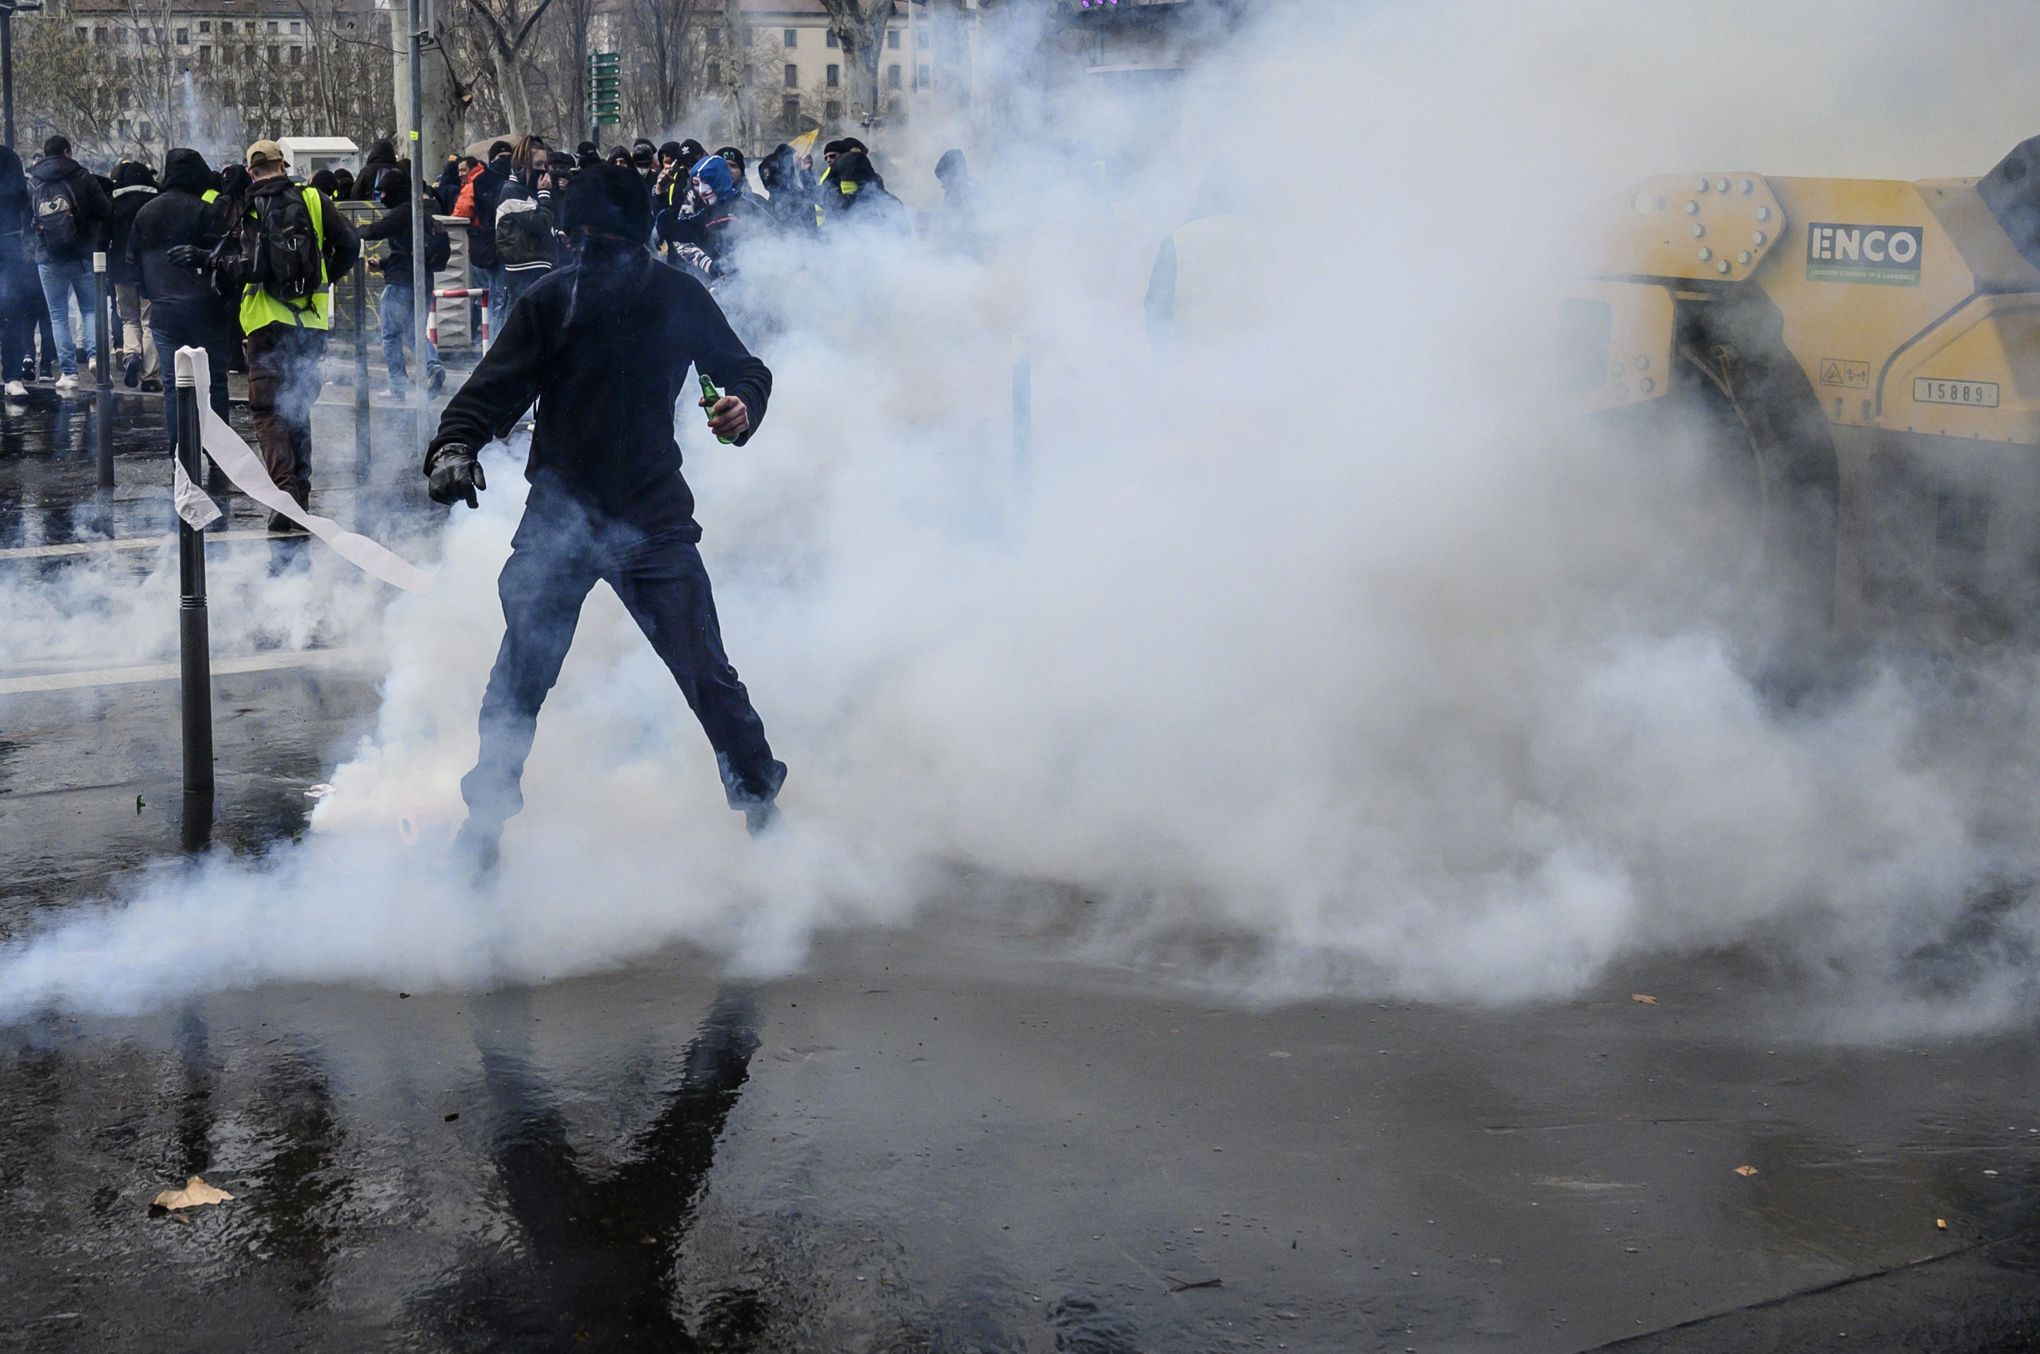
[[698, 373, 735, 445]]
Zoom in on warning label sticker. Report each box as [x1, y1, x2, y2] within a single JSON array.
[[1818, 358, 1870, 389]]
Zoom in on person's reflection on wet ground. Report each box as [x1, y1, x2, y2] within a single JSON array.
[[416, 985, 761, 1353]]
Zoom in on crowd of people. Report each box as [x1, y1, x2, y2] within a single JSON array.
[[0, 126, 974, 534]]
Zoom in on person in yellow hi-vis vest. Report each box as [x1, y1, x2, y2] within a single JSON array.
[[207, 140, 359, 533]]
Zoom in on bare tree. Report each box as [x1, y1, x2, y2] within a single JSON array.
[[460, 0, 556, 133], [621, 0, 705, 133], [814, 0, 893, 128]]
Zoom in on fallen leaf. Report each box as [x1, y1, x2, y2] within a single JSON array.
[[1630, 994, 1657, 1005], [1734, 1166, 1759, 1177], [151, 1176, 233, 1211], [1936, 1217, 1948, 1230]]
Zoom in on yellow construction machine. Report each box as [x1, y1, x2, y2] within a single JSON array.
[[1566, 135, 2040, 648]]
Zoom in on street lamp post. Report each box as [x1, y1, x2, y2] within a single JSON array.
[[0, 1, 43, 149]]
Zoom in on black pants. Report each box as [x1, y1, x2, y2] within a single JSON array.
[[0, 243, 37, 381], [244, 323, 326, 513], [461, 488, 784, 835], [148, 303, 234, 449]]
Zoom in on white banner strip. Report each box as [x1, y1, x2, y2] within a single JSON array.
[[175, 346, 430, 593]]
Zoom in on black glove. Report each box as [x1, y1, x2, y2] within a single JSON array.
[[166, 244, 210, 270], [426, 444, 486, 508]]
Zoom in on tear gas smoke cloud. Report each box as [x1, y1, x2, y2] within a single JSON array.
[[8, 0, 2040, 1031]]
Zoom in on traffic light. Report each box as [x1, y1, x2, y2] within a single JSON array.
[[587, 51, 621, 131]]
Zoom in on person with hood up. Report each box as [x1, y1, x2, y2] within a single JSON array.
[[0, 145, 38, 400], [753, 143, 817, 236], [658, 154, 760, 286], [109, 159, 160, 388], [359, 166, 447, 398], [356, 139, 400, 201], [130, 147, 233, 446], [575, 141, 600, 171], [631, 138, 659, 185], [817, 149, 908, 234], [29, 135, 113, 390], [423, 161, 786, 867], [176, 139, 359, 533], [433, 155, 467, 213], [931, 148, 981, 255]]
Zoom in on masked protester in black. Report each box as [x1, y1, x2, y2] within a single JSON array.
[[0, 145, 39, 397], [129, 147, 233, 446], [424, 163, 786, 867], [754, 143, 817, 236]]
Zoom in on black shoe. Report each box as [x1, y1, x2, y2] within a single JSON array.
[[265, 511, 310, 536], [427, 364, 446, 394], [140, 377, 162, 393], [122, 355, 141, 388]]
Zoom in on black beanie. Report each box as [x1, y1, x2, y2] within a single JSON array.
[[560, 161, 650, 241]]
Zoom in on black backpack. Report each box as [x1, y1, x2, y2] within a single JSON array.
[[227, 186, 324, 306], [424, 215, 452, 273], [31, 174, 80, 249]]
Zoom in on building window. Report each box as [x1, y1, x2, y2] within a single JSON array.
[[290, 45, 302, 64], [780, 95, 800, 133], [74, 25, 85, 40], [706, 25, 721, 48], [783, 62, 797, 88], [916, 62, 930, 88], [267, 44, 279, 61], [887, 29, 899, 49], [917, 26, 929, 47], [289, 19, 300, 32], [199, 19, 209, 32], [782, 28, 796, 47], [886, 63, 900, 88], [198, 44, 210, 63], [266, 20, 277, 32], [826, 63, 838, 88], [825, 29, 837, 48], [824, 100, 841, 123], [140, 120, 153, 140], [175, 26, 188, 43]]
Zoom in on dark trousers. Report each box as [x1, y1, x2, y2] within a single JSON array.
[[461, 489, 784, 835], [244, 323, 326, 511], [148, 304, 233, 449], [0, 243, 37, 381]]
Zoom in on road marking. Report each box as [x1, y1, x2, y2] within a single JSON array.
[[0, 529, 290, 561], [0, 647, 370, 695]]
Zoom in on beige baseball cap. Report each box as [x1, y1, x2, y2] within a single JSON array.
[[245, 139, 287, 168]]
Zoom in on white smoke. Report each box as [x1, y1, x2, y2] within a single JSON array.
[[8, 0, 2040, 1030]]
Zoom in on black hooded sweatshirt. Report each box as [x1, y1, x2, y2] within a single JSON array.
[[0, 146, 30, 240], [108, 161, 159, 285], [129, 149, 227, 314], [29, 153, 113, 261], [428, 240, 770, 534]]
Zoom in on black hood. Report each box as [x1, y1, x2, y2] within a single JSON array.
[[0, 145, 25, 215], [161, 148, 214, 194], [113, 160, 157, 190], [832, 150, 882, 188], [32, 154, 86, 186]]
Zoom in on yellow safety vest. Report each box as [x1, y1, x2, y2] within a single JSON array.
[[239, 185, 330, 334]]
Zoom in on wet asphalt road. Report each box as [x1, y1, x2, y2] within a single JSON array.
[[3, 381, 2040, 1352]]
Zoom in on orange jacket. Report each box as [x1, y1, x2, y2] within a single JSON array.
[[452, 162, 486, 222]]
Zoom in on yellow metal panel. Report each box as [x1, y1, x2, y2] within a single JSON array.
[[1883, 294, 2040, 444], [1755, 177, 1977, 429], [1608, 173, 1783, 284], [1568, 280, 1676, 413]]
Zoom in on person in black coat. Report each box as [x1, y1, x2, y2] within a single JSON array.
[[817, 150, 909, 235], [29, 135, 114, 387], [0, 145, 39, 398], [109, 159, 160, 387], [128, 147, 233, 446], [359, 167, 447, 397], [424, 163, 786, 866]]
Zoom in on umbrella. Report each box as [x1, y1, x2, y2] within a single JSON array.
[[463, 134, 513, 161]]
